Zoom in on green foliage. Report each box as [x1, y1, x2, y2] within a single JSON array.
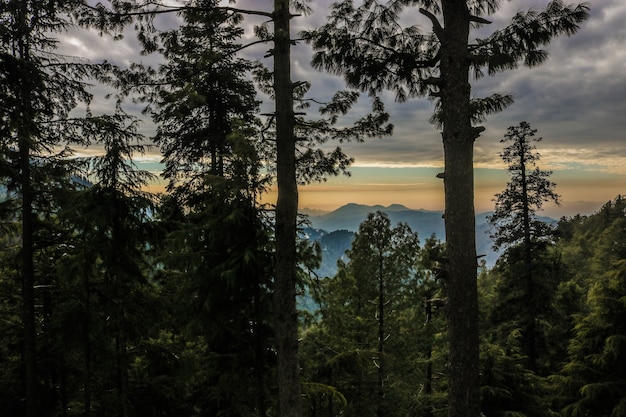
[[301, 212, 448, 417], [304, 0, 588, 116], [480, 331, 554, 417], [470, 1, 591, 76], [486, 243, 565, 372], [486, 121, 561, 373], [146, 9, 277, 410], [250, 64, 394, 186], [147, 1, 263, 193], [0, 2, 608, 417], [552, 198, 626, 417], [0, 243, 22, 416], [54, 113, 158, 416], [0, 2, 146, 415], [149, 125, 276, 417]]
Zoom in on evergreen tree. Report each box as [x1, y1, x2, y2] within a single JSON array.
[[413, 235, 448, 417], [479, 253, 563, 417], [56, 114, 157, 417], [489, 121, 560, 251], [304, 3, 588, 415], [136, 3, 277, 415], [152, 130, 276, 417], [0, 1, 130, 414], [147, 1, 262, 193], [85, 3, 393, 415], [556, 262, 626, 417], [0, 217, 22, 417], [553, 197, 626, 417], [488, 121, 560, 371], [301, 212, 421, 417], [479, 332, 553, 417], [487, 245, 564, 374]]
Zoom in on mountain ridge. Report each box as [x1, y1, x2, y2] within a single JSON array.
[[305, 203, 447, 238], [302, 203, 557, 276]]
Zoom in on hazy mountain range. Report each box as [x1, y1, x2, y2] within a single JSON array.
[[301, 203, 556, 277]]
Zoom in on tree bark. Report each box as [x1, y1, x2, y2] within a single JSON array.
[[273, 1, 302, 417], [439, 2, 480, 417], [377, 255, 385, 417]]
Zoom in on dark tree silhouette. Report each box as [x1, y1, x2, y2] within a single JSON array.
[[489, 121, 560, 252], [488, 121, 560, 370]]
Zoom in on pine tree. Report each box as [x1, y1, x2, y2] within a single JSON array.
[[556, 262, 626, 417], [137, 4, 277, 415], [553, 197, 626, 417], [302, 212, 421, 417], [147, 1, 261, 193], [489, 121, 560, 251], [488, 121, 560, 371], [57, 113, 156, 417], [85, 3, 387, 416], [412, 235, 448, 417], [0, 2, 130, 414], [304, 3, 589, 415]]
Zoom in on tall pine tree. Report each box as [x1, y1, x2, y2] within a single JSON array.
[[304, 3, 588, 415], [0, 1, 131, 414], [488, 121, 560, 371]]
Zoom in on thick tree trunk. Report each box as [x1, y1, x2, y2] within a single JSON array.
[[377, 257, 385, 417], [273, 1, 302, 417], [439, 2, 481, 417]]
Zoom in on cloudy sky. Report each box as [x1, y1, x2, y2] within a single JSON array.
[[65, 0, 625, 217]]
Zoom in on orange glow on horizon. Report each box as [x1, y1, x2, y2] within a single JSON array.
[[141, 168, 624, 219], [261, 183, 446, 212]]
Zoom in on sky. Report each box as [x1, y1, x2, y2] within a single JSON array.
[[62, 0, 626, 218]]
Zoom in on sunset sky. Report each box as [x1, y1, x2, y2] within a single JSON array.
[[65, 0, 625, 218]]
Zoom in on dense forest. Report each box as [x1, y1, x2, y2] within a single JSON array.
[[2, 1, 621, 417]]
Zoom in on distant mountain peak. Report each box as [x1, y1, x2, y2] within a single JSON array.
[[300, 207, 330, 216], [334, 202, 410, 212], [385, 203, 411, 211]]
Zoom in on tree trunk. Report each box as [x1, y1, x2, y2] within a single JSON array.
[[83, 247, 92, 417], [115, 304, 130, 417], [519, 141, 537, 371], [439, 2, 480, 417], [273, 1, 302, 417], [424, 299, 434, 417], [20, 129, 38, 417], [377, 256, 385, 417], [253, 264, 268, 417]]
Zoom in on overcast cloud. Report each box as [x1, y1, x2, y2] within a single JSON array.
[[237, 0, 626, 174], [60, 0, 625, 213]]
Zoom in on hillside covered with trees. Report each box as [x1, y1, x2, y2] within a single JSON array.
[[4, 2, 622, 417]]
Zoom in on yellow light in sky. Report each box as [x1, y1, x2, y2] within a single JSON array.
[[142, 163, 624, 219]]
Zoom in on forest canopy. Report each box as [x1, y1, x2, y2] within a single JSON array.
[[2, 2, 622, 417]]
